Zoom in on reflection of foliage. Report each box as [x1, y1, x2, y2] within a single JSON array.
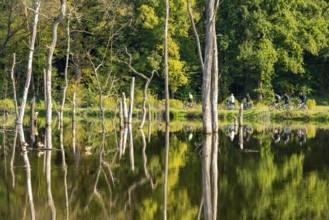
[[219, 140, 329, 220]]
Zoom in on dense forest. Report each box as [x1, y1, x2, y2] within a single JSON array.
[[0, 0, 329, 108]]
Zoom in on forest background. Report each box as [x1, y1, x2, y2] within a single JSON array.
[[1, 0, 329, 112]]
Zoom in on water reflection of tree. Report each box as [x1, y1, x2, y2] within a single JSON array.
[[201, 134, 218, 220], [218, 142, 329, 219], [84, 132, 117, 218]]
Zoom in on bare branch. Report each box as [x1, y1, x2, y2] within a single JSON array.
[[187, 0, 204, 72], [21, 1, 49, 19]]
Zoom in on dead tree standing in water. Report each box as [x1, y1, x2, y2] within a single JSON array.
[[120, 47, 156, 128], [17, 2, 40, 144]]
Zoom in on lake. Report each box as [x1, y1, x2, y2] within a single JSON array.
[[0, 120, 329, 219]]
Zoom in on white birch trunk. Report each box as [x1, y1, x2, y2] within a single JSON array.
[[17, 2, 40, 144], [45, 0, 66, 149]]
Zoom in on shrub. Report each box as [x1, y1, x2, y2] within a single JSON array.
[[0, 98, 15, 112], [169, 99, 184, 109], [306, 99, 316, 110]]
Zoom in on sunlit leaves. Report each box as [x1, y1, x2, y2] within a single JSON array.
[[138, 5, 159, 29]]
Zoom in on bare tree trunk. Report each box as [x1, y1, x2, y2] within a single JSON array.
[[17, 2, 40, 144], [30, 98, 35, 143], [10, 53, 18, 119], [187, 0, 204, 72], [139, 71, 155, 128], [128, 124, 134, 171], [119, 101, 124, 129], [164, 0, 170, 125], [128, 77, 135, 124], [121, 48, 156, 128], [211, 21, 218, 133], [239, 103, 243, 126], [122, 92, 128, 124], [60, 12, 71, 141], [45, 0, 66, 149], [88, 34, 115, 134], [202, 0, 215, 134]]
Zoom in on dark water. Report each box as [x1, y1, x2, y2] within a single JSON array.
[[1, 120, 329, 219]]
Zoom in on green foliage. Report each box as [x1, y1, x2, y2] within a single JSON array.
[[306, 99, 316, 110], [138, 5, 159, 29], [1, 0, 329, 109], [0, 98, 14, 111]]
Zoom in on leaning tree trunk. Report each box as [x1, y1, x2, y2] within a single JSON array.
[[202, 0, 215, 134], [187, 0, 204, 72], [45, 0, 66, 149], [17, 2, 40, 144]]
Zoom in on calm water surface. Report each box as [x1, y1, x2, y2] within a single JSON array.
[[0, 120, 329, 219]]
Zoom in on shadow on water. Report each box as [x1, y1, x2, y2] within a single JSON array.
[[1, 119, 329, 219]]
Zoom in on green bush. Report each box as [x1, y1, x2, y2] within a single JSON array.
[[169, 99, 184, 109], [306, 99, 316, 110], [0, 98, 15, 112]]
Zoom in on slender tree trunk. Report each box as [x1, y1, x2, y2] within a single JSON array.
[[94, 69, 106, 133], [122, 92, 128, 124], [30, 98, 35, 143], [17, 3, 40, 144], [60, 12, 71, 144], [202, 0, 215, 134], [128, 77, 135, 124], [121, 48, 155, 128], [128, 124, 134, 171], [45, 0, 66, 149], [139, 71, 155, 128], [164, 0, 170, 125], [10, 53, 18, 119], [187, 0, 204, 72], [119, 101, 124, 129]]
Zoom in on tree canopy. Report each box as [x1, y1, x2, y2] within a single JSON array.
[[0, 0, 329, 105]]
